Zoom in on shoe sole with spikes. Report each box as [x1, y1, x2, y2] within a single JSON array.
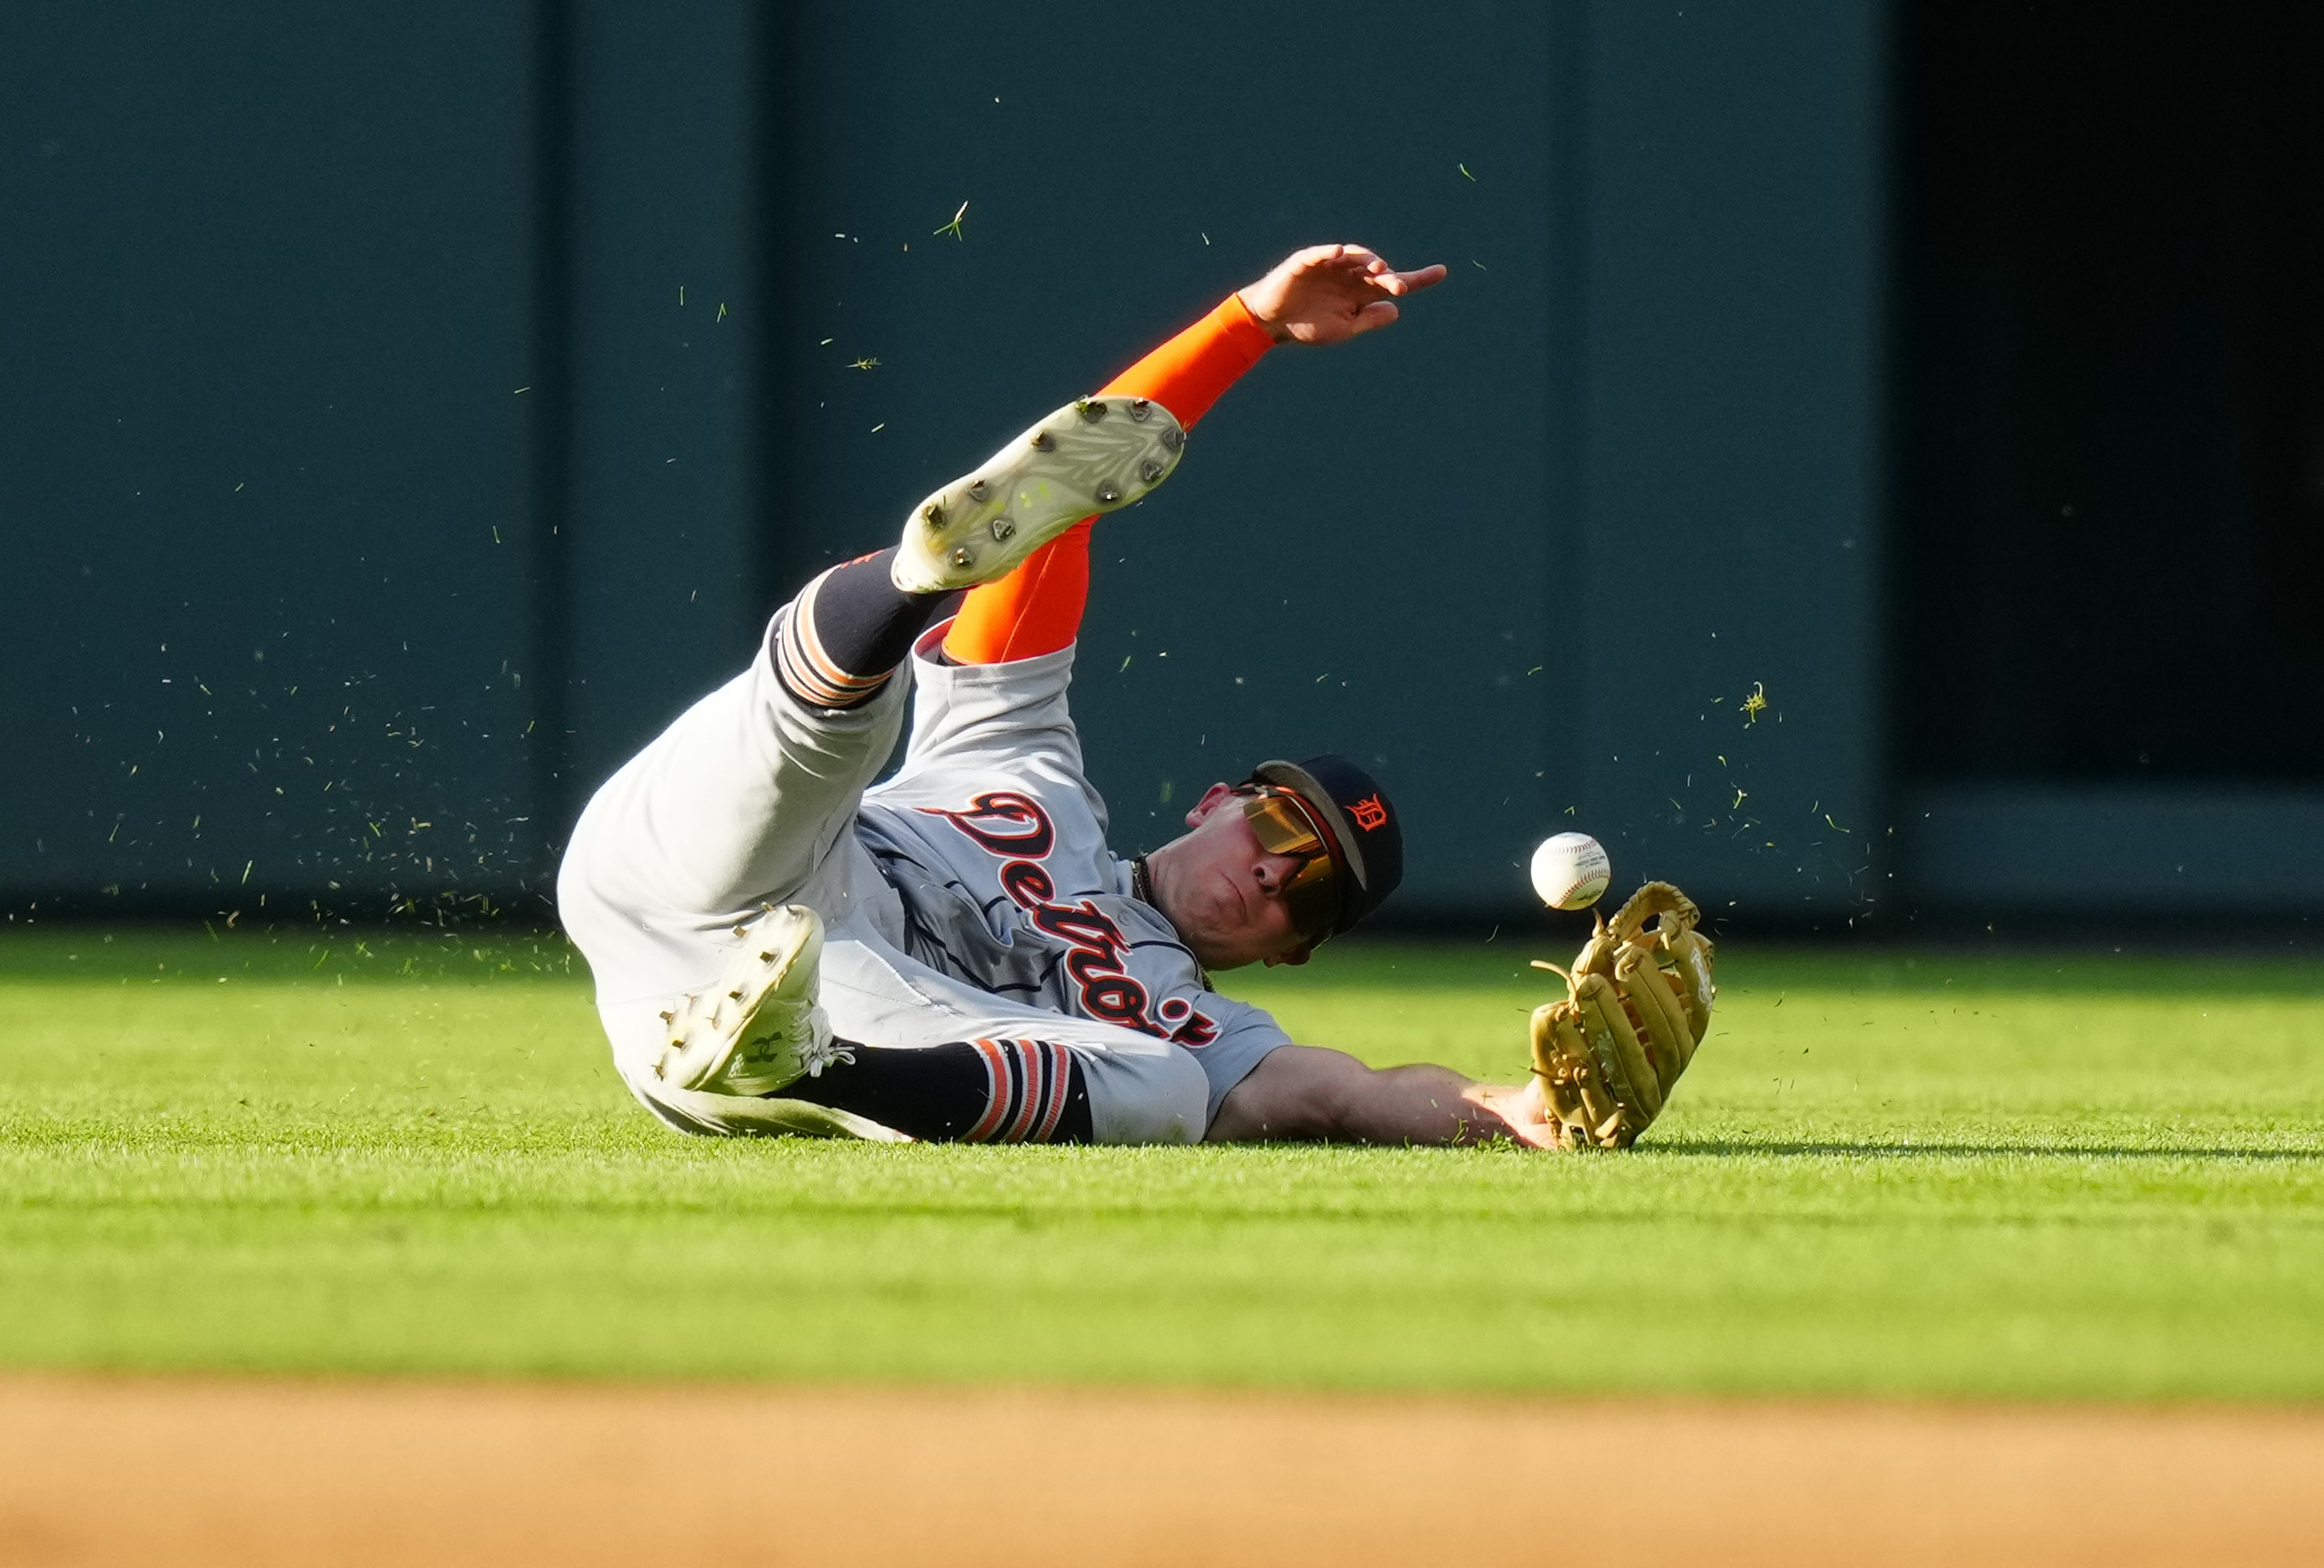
[[653, 904, 846, 1097], [889, 394, 1186, 594]]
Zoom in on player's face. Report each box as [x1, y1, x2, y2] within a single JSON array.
[[1145, 784, 1319, 970]]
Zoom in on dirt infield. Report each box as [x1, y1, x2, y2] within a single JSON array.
[[3, 1376, 2318, 1566]]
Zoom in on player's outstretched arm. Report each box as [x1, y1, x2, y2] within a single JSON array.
[[1237, 244, 1448, 346], [1206, 1044, 1558, 1148]]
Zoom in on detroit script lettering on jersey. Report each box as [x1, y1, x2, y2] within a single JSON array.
[[921, 791, 1220, 1047]]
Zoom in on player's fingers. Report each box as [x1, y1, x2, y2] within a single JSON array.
[[1311, 245, 1408, 291], [1346, 299, 1401, 335], [1284, 243, 1351, 275], [1323, 249, 1437, 295]]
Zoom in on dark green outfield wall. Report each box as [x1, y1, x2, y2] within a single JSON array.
[[4, 4, 549, 911], [2, 1, 1891, 926]]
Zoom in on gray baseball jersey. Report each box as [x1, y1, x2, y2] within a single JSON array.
[[851, 630, 1292, 1122]]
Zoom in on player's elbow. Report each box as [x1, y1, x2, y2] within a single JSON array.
[[1310, 1054, 1386, 1143], [1208, 1044, 1358, 1142], [1214, 1046, 1440, 1144]]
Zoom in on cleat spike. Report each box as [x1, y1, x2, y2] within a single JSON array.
[[1129, 398, 1152, 421], [1095, 484, 1121, 504], [950, 547, 974, 567], [1078, 399, 1107, 421], [1161, 426, 1185, 451], [1139, 458, 1164, 483], [990, 518, 1015, 541], [1030, 431, 1056, 452], [921, 502, 945, 529], [967, 479, 990, 502]]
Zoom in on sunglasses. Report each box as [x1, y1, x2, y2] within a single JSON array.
[[1239, 787, 1342, 938]]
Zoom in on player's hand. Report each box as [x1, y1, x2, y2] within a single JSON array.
[[1468, 1078, 1564, 1150], [1238, 244, 1447, 346]]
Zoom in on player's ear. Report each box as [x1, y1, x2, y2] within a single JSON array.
[[1264, 942, 1313, 968], [1186, 782, 1237, 829]]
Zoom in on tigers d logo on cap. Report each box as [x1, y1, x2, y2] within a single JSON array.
[[1245, 756, 1403, 938]]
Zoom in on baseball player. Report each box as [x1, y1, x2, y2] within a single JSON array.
[[558, 243, 1714, 1150]]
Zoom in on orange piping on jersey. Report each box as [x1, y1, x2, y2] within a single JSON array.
[[943, 291, 1276, 665]]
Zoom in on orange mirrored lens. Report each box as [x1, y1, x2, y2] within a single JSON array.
[[1241, 790, 1339, 936], [1242, 791, 1325, 858]]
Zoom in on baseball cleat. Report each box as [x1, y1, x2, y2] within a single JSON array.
[[654, 904, 852, 1097], [889, 394, 1186, 593]]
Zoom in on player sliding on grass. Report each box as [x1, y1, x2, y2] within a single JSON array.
[[558, 243, 1715, 1151]]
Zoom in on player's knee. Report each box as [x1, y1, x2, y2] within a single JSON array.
[[1085, 1047, 1210, 1146]]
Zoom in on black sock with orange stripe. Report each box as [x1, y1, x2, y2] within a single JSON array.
[[781, 1038, 1094, 1144], [773, 548, 957, 710]]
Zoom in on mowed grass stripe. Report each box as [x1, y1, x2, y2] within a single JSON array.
[[2, 928, 2319, 1399]]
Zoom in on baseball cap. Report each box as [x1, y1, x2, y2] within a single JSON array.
[[1245, 755, 1403, 938]]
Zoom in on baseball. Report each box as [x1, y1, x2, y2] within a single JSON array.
[[1530, 831, 1611, 911]]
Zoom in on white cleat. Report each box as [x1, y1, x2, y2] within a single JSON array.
[[654, 904, 852, 1097], [890, 394, 1186, 594]]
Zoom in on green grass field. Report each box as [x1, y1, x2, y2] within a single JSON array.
[[3, 926, 2319, 1401]]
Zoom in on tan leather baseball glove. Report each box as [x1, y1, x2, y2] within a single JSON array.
[[1529, 882, 1716, 1149]]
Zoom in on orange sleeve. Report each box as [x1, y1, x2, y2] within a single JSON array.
[[942, 292, 1277, 664], [1096, 289, 1278, 426]]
